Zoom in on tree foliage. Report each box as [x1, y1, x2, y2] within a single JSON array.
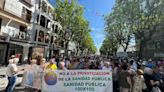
[[102, 0, 164, 58], [54, 0, 97, 55], [100, 34, 119, 56]]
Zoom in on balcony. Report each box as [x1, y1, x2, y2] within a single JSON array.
[[12, 26, 30, 41], [7, 31, 30, 42]]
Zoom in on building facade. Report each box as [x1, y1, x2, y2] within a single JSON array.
[[141, 28, 164, 59], [0, 0, 62, 65], [29, 0, 62, 61], [0, 0, 32, 65]]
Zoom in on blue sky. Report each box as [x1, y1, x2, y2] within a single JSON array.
[[49, 0, 115, 49], [78, 0, 115, 49]]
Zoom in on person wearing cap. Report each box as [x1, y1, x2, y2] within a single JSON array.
[[5, 58, 22, 92], [132, 69, 147, 92], [46, 59, 57, 70]]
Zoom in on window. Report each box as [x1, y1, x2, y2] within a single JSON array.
[[0, 18, 2, 31], [20, 26, 27, 32], [38, 30, 44, 42], [37, 14, 39, 23], [46, 20, 50, 29], [55, 25, 58, 33], [22, 7, 31, 22], [34, 30, 37, 41], [42, 1, 47, 13], [26, 9, 32, 22], [22, 7, 26, 20], [45, 33, 50, 43], [52, 24, 55, 32], [40, 15, 46, 27], [51, 36, 54, 43]]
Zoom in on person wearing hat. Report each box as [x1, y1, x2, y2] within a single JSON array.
[[132, 69, 147, 92], [46, 59, 57, 70], [5, 58, 23, 92]]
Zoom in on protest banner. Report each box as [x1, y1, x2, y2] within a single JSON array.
[[22, 65, 42, 90], [42, 70, 113, 92]]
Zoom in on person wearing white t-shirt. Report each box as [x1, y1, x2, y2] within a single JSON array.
[[5, 58, 19, 92]]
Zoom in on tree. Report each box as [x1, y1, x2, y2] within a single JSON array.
[[120, 0, 164, 58], [100, 34, 119, 56], [104, 0, 133, 52], [54, 0, 97, 56], [132, 0, 164, 58], [104, 0, 164, 58], [84, 32, 97, 54]]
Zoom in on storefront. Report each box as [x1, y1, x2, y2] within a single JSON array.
[[0, 39, 30, 65], [0, 43, 7, 65], [28, 46, 51, 62]]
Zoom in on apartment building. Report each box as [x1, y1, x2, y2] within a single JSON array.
[[0, 0, 62, 65], [0, 0, 32, 65], [139, 26, 164, 59], [28, 0, 62, 61]]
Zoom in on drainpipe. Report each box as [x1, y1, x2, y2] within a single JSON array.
[[5, 19, 12, 42], [6, 19, 12, 27], [4, 19, 12, 65]]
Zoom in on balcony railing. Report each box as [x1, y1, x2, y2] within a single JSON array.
[[13, 31, 30, 41]]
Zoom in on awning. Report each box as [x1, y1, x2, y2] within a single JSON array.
[[0, 8, 29, 26]]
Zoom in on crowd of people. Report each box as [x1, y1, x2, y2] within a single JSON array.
[[5, 54, 164, 92]]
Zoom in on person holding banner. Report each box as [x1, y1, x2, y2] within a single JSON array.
[[22, 59, 39, 92], [39, 58, 46, 70], [33, 58, 47, 92], [46, 59, 57, 70]]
